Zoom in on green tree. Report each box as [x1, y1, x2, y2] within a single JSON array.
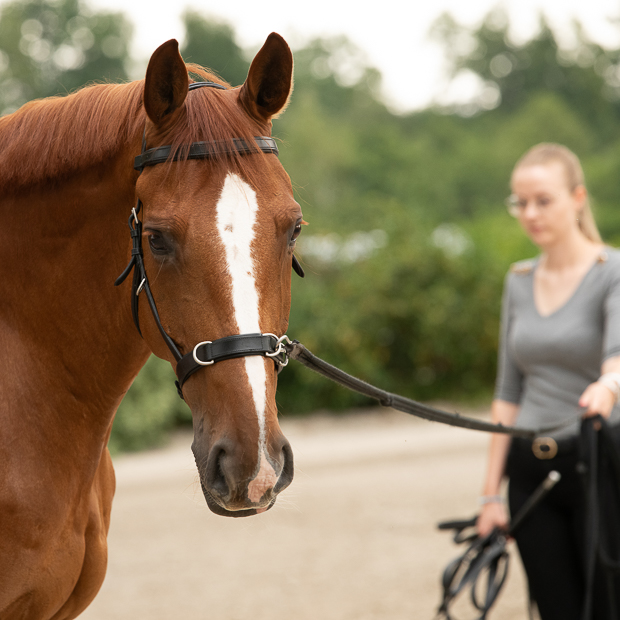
[[431, 9, 620, 143], [0, 0, 132, 115]]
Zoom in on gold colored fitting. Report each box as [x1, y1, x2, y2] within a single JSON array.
[[532, 437, 558, 460]]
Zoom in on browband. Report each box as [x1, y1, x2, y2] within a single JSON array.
[[134, 137, 279, 171], [134, 80, 278, 171]]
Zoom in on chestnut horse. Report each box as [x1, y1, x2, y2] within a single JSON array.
[[0, 34, 299, 619]]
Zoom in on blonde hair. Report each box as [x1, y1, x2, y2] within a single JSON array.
[[512, 143, 602, 243]]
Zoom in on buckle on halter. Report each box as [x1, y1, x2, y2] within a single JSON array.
[[264, 334, 291, 367], [192, 341, 214, 366], [532, 437, 558, 460], [135, 278, 146, 296]]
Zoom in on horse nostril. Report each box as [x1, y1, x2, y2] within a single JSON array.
[[274, 440, 294, 493], [205, 444, 230, 499]]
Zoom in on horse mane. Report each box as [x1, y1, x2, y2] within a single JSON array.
[[0, 64, 268, 194], [0, 80, 145, 193]]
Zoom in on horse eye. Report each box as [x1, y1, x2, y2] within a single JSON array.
[[148, 232, 170, 255], [291, 221, 302, 243]]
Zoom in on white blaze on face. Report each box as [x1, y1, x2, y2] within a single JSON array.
[[215, 173, 277, 502]]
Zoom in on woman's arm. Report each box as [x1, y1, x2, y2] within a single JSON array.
[[476, 399, 520, 536], [579, 354, 620, 418]]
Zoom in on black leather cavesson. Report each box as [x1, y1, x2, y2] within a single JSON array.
[[116, 82, 297, 399]]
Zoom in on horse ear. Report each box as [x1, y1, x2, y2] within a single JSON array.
[[144, 39, 189, 125], [240, 32, 293, 123]]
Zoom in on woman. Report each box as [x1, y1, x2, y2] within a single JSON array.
[[477, 143, 620, 619]]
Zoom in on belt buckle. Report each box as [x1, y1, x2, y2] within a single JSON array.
[[532, 437, 558, 460]]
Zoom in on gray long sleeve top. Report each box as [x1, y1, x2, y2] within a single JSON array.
[[494, 248, 620, 438]]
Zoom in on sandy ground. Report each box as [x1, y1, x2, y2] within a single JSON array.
[[80, 407, 533, 620]]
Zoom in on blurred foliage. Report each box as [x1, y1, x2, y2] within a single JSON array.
[[432, 9, 620, 137], [0, 0, 131, 115], [180, 11, 248, 86], [108, 356, 190, 454], [95, 8, 620, 446], [270, 10, 620, 412], [4, 1, 620, 449]]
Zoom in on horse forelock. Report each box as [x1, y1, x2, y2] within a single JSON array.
[[0, 63, 277, 195], [166, 65, 277, 189]]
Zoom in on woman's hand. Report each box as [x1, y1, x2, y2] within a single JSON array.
[[477, 400, 518, 538], [582, 356, 620, 418], [579, 381, 616, 419], [476, 501, 509, 538]]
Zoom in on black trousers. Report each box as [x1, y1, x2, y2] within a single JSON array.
[[506, 435, 620, 620]]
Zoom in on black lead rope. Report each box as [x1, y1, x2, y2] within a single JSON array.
[[580, 415, 620, 620], [436, 470, 561, 620], [434, 418, 620, 620], [283, 340, 569, 439]]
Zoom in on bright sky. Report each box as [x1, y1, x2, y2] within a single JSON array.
[[74, 0, 620, 111]]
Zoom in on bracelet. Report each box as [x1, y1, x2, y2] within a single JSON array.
[[598, 372, 620, 402], [479, 495, 504, 505]]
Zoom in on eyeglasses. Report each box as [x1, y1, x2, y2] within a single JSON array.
[[505, 194, 555, 218]]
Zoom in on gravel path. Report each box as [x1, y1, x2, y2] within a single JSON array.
[[81, 408, 531, 620]]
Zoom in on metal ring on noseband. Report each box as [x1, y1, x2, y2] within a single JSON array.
[[192, 341, 214, 366], [264, 334, 292, 367]]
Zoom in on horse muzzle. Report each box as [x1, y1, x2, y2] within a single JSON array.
[[193, 436, 294, 518]]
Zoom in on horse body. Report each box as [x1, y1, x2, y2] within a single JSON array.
[[0, 34, 297, 618], [0, 150, 146, 619]]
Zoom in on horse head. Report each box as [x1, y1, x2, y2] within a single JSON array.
[[129, 34, 299, 517]]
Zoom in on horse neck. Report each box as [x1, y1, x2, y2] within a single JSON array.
[[0, 140, 150, 462]]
